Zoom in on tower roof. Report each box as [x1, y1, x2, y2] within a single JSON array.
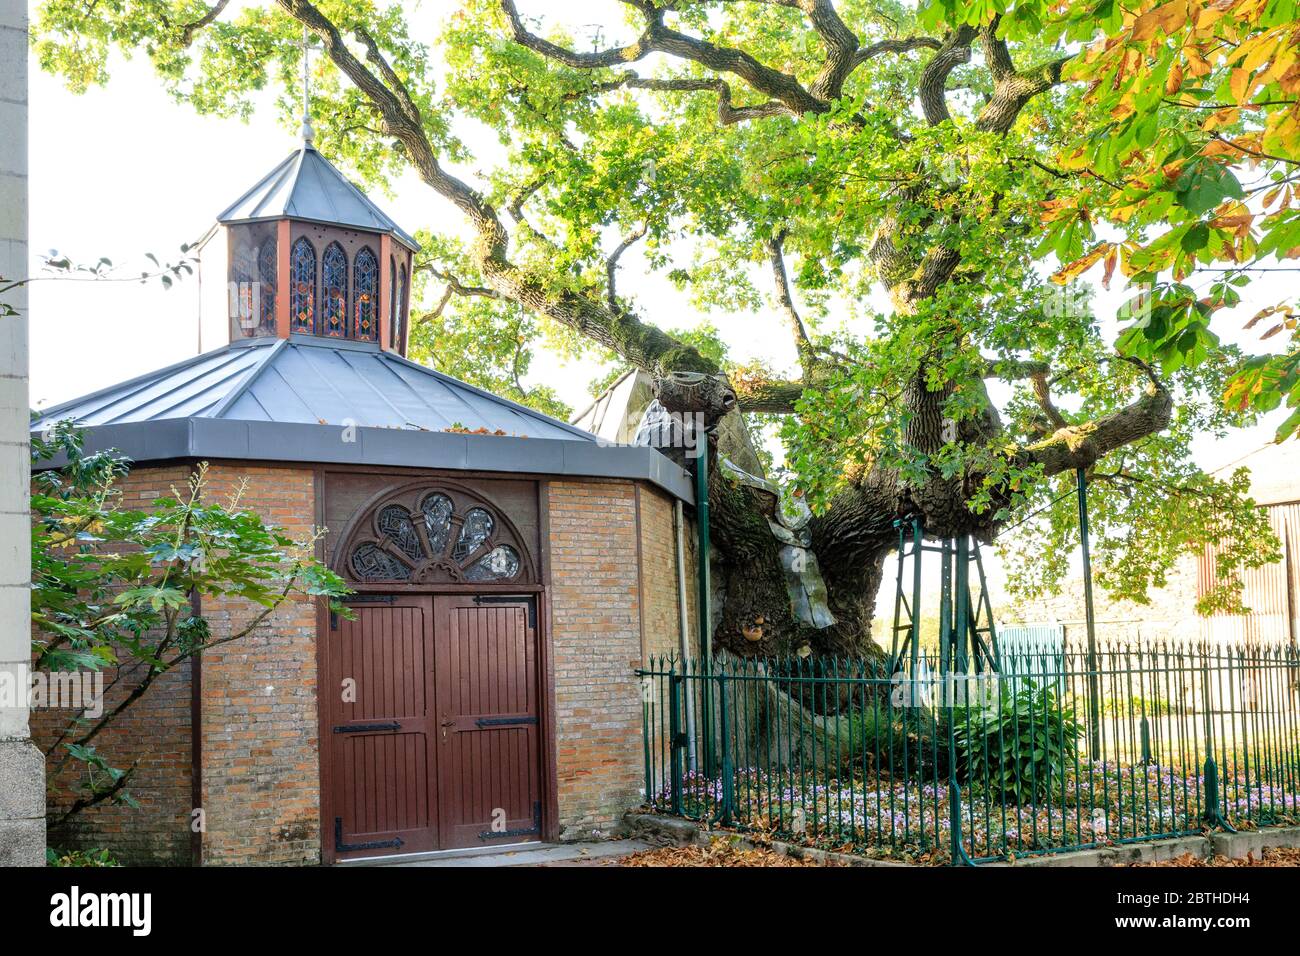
[[217, 146, 420, 251]]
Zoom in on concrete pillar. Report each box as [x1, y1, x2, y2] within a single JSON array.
[[0, 0, 46, 866]]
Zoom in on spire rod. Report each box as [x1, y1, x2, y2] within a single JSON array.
[[300, 24, 315, 147]]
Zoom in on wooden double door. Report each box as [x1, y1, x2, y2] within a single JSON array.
[[325, 594, 542, 860]]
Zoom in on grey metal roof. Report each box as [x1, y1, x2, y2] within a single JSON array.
[[217, 146, 420, 251], [31, 336, 594, 440], [30, 337, 694, 502]]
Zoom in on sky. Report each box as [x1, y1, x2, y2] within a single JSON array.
[[23, 1, 1296, 608]]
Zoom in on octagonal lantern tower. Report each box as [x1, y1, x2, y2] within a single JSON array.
[[215, 141, 419, 355]]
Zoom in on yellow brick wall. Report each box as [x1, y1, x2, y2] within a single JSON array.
[[547, 480, 644, 838], [198, 463, 321, 865]]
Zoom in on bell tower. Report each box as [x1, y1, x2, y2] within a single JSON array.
[[211, 140, 419, 355], [198, 33, 418, 356]]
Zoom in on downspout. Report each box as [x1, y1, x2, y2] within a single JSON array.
[[674, 499, 698, 770], [694, 443, 714, 775]]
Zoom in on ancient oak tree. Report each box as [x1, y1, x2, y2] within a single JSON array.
[[35, 0, 1281, 657]]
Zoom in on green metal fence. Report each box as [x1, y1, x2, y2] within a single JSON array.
[[636, 641, 1300, 864]]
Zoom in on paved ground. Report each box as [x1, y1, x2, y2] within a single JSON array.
[[364, 839, 652, 868]]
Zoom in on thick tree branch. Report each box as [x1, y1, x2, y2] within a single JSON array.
[[584, 74, 788, 125], [766, 232, 813, 367], [918, 27, 975, 125], [1027, 364, 1173, 475], [177, 0, 229, 47], [279, 0, 717, 376], [607, 224, 647, 310], [733, 376, 805, 414], [501, 0, 826, 116], [500, 0, 659, 68]]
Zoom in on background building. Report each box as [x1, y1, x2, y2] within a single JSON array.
[[1006, 443, 1300, 649]]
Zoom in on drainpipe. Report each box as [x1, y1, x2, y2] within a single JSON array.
[[674, 499, 698, 770], [694, 441, 714, 776]]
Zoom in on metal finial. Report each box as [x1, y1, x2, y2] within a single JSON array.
[[300, 25, 315, 147]]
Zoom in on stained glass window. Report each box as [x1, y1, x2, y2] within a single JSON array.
[[351, 543, 411, 582], [290, 238, 316, 334], [378, 505, 423, 561], [389, 258, 397, 347], [394, 263, 407, 349], [347, 492, 524, 585], [228, 223, 277, 340], [420, 493, 454, 556], [452, 508, 494, 562], [257, 239, 277, 334], [322, 242, 348, 338], [353, 247, 379, 342], [464, 546, 521, 583]]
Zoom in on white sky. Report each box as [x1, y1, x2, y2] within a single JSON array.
[[24, 1, 1293, 495]]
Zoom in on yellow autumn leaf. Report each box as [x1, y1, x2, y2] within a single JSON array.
[[1230, 66, 1255, 102], [1050, 243, 1112, 286]]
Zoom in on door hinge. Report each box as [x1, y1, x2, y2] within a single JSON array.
[[474, 715, 538, 729], [478, 802, 541, 842], [333, 721, 401, 734], [335, 817, 405, 853]]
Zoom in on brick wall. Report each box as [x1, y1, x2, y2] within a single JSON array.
[[32, 465, 195, 865], [198, 463, 321, 865], [548, 480, 646, 839], [636, 486, 697, 662]]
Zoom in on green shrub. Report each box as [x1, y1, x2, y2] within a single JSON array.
[[46, 847, 121, 867], [953, 681, 1083, 804]]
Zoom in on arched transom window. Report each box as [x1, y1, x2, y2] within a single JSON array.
[[343, 486, 532, 586]]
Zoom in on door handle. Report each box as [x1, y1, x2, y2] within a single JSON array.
[[440, 717, 454, 740]]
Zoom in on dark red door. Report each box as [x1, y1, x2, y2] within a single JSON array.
[[327, 596, 439, 858], [434, 596, 542, 849]]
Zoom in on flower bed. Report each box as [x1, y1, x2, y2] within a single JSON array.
[[654, 761, 1300, 864]]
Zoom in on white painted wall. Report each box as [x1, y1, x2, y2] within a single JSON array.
[[0, 0, 45, 865]]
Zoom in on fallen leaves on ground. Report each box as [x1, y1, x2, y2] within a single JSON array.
[[1134, 847, 1300, 867], [616, 839, 838, 867]]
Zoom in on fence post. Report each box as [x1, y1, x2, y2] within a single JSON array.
[[669, 671, 684, 817], [949, 538, 976, 865], [1199, 646, 1236, 832], [1076, 468, 1103, 760], [717, 668, 733, 826]]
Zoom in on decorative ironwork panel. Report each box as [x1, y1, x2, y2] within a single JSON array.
[[420, 493, 454, 556], [322, 242, 349, 338], [290, 237, 317, 334], [453, 508, 494, 562], [351, 543, 411, 582], [464, 546, 521, 583], [353, 247, 379, 342], [378, 505, 424, 561]]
